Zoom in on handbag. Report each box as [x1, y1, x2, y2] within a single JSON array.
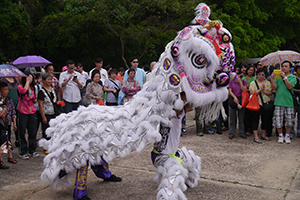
[[82, 82, 95, 106], [246, 92, 260, 111], [96, 99, 104, 106], [291, 91, 300, 107], [82, 95, 91, 107], [241, 89, 249, 108], [254, 80, 274, 112]]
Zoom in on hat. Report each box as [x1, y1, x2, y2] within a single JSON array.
[[62, 66, 67, 71]]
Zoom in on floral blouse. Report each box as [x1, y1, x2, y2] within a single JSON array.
[[0, 96, 16, 126], [249, 80, 272, 105], [86, 81, 104, 102], [122, 79, 141, 98]]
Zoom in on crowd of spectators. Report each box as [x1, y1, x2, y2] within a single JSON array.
[[1, 56, 299, 170], [192, 60, 300, 148], [0, 57, 156, 169]]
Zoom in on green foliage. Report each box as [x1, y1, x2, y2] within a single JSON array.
[[0, 0, 30, 61], [1, 0, 300, 68], [211, 0, 300, 62]]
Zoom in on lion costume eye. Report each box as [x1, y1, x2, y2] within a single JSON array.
[[191, 54, 209, 69]]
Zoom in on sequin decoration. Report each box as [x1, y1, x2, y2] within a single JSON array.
[[163, 58, 171, 71], [169, 74, 180, 86]]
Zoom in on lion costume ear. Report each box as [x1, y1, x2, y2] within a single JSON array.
[[192, 3, 211, 26]]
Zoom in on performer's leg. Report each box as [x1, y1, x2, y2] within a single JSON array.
[[91, 157, 122, 182], [91, 157, 111, 179], [177, 146, 201, 188], [152, 152, 188, 200], [73, 165, 89, 200]]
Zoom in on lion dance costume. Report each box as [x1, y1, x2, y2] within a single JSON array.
[[40, 3, 236, 200]]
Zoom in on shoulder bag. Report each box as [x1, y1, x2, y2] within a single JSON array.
[[109, 79, 120, 99], [42, 87, 60, 116], [254, 80, 274, 112]]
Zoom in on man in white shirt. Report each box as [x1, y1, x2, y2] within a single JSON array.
[[59, 60, 85, 113], [76, 63, 89, 84], [89, 58, 108, 85], [123, 57, 146, 89]]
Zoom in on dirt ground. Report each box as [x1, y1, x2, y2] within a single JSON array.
[[0, 111, 300, 200]]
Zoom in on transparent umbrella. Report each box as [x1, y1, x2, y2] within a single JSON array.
[[260, 50, 300, 66], [0, 64, 27, 78]]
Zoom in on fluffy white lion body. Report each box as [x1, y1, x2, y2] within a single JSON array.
[[40, 3, 235, 199]]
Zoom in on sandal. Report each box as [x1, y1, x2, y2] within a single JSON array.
[[254, 138, 262, 144], [261, 136, 271, 141], [8, 157, 17, 164]]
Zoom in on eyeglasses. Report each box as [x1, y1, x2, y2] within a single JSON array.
[[132, 61, 139, 63]]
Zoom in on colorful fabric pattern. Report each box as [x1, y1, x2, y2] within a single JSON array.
[[249, 80, 271, 105]]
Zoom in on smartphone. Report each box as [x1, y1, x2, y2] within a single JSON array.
[[73, 76, 77, 80]]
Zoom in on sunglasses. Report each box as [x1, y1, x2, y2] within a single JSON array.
[[132, 61, 139, 63]]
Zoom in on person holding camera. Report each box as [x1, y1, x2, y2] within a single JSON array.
[[103, 69, 121, 106], [270, 60, 297, 144], [228, 68, 247, 139], [17, 73, 39, 160], [59, 60, 85, 113]]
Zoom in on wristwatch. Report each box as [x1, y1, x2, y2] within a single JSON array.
[[283, 77, 288, 81]]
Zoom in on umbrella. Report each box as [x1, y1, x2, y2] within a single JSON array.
[[242, 57, 262, 65], [12, 55, 52, 69], [260, 50, 300, 66], [0, 64, 27, 78]]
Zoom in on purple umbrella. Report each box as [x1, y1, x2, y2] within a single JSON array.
[[12, 55, 52, 69], [0, 64, 27, 78]]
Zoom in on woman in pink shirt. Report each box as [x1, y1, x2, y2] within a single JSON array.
[[17, 74, 39, 160]]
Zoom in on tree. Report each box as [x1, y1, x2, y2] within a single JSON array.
[[2, 0, 300, 68], [33, 0, 197, 70], [209, 0, 300, 62], [0, 0, 30, 61]]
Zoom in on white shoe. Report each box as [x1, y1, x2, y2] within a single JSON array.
[[285, 136, 291, 144], [278, 136, 284, 143]]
